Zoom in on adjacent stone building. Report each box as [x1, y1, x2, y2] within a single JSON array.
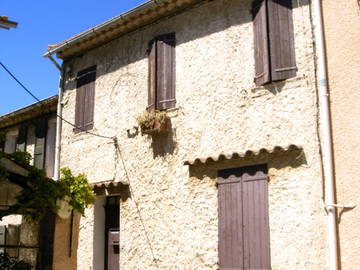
[[0, 95, 58, 269], [44, 0, 358, 269]]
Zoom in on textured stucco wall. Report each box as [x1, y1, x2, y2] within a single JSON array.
[[55, 0, 327, 269], [322, 1, 360, 269]]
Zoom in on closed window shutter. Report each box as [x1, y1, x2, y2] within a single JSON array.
[[148, 40, 157, 111], [75, 66, 96, 132], [253, 0, 271, 86], [242, 165, 271, 270], [83, 79, 95, 130], [218, 169, 244, 270], [156, 33, 176, 110], [268, 0, 296, 81], [75, 84, 85, 131]]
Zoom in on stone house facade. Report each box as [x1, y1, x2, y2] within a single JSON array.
[[45, 0, 345, 269], [0, 95, 58, 269]]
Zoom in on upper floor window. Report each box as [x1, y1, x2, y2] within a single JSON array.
[[252, 0, 296, 86], [148, 33, 176, 111], [75, 66, 96, 132]]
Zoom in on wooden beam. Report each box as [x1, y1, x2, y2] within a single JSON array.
[[0, 16, 18, 28], [0, 25, 10, 30]]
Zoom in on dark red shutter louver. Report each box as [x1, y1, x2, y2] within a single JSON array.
[[156, 33, 176, 110], [242, 165, 271, 270], [75, 66, 96, 132], [252, 0, 271, 86], [148, 40, 157, 111], [268, 0, 296, 81], [218, 168, 244, 270], [75, 82, 85, 131], [83, 79, 95, 130]]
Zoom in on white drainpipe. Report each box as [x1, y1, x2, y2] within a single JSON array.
[[312, 0, 338, 269], [48, 54, 63, 181]]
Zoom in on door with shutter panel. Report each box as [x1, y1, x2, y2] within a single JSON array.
[[218, 165, 271, 270], [218, 168, 244, 270]]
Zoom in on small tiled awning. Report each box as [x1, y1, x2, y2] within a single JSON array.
[[92, 180, 129, 196], [184, 144, 302, 166]]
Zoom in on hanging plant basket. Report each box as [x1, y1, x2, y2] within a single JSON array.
[[136, 110, 170, 135]]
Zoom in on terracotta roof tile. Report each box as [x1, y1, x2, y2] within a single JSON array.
[[184, 144, 303, 165]]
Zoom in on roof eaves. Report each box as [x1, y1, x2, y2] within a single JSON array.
[[43, 0, 162, 58], [0, 95, 58, 129]]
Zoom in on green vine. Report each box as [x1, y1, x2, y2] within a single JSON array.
[[0, 151, 95, 221]]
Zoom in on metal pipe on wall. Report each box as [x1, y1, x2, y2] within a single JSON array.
[[312, 0, 339, 269], [48, 54, 63, 181]]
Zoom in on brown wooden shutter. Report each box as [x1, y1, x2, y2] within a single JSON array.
[[252, 0, 271, 86], [268, 0, 296, 81], [218, 168, 244, 270], [75, 83, 85, 131], [75, 66, 96, 132], [218, 165, 271, 270], [156, 33, 176, 110], [148, 39, 157, 111], [242, 164, 271, 270], [83, 79, 95, 131]]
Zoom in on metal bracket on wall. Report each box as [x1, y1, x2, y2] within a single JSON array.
[[323, 203, 357, 213]]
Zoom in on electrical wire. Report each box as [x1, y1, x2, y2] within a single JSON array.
[[1, 60, 159, 268], [0, 60, 113, 140], [113, 137, 159, 270]]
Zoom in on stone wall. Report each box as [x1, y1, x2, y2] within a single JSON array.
[[55, 0, 327, 269]]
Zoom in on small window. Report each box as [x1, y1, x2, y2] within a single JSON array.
[[75, 66, 96, 132], [252, 0, 296, 86], [148, 33, 176, 111]]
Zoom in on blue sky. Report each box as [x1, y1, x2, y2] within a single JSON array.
[[0, 0, 145, 115]]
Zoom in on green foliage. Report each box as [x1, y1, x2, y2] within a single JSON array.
[[58, 168, 95, 216], [0, 151, 95, 221]]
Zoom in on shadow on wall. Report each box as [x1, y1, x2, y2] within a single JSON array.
[[151, 121, 178, 158], [188, 149, 307, 181]]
